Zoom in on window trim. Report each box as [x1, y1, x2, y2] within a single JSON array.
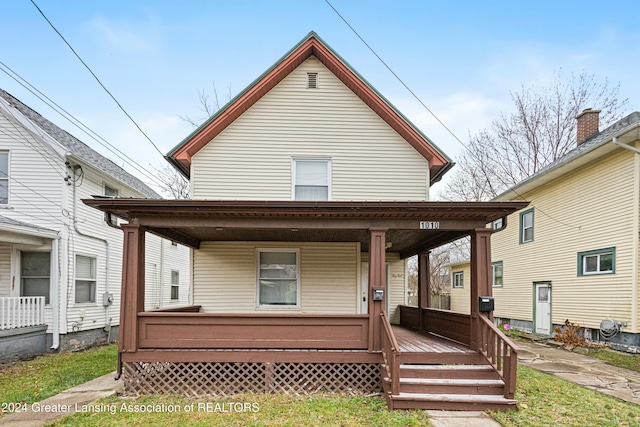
[[75, 254, 97, 304], [577, 247, 616, 276], [0, 150, 10, 206], [519, 209, 534, 244], [20, 250, 51, 304], [492, 261, 503, 288], [256, 248, 301, 309], [292, 158, 331, 201], [452, 271, 464, 289], [170, 270, 180, 300]]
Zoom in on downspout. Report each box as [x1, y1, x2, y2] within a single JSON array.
[[50, 235, 60, 350], [614, 137, 640, 333], [71, 165, 111, 334]]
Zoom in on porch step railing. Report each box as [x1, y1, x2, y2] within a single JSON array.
[[0, 297, 46, 330], [380, 311, 401, 398], [478, 315, 518, 399]]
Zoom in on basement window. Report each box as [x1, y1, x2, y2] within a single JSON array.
[[307, 73, 318, 89]]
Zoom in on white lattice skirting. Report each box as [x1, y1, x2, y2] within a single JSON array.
[[124, 362, 381, 396]]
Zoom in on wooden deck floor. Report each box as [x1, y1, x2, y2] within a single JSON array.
[[392, 325, 473, 354]]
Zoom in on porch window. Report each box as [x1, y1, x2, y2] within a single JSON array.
[[519, 209, 534, 243], [293, 159, 330, 201], [257, 249, 299, 307], [452, 271, 463, 288], [170, 270, 180, 300], [21, 251, 50, 304], [578, 247, 615, 276], [492, 261, 503, 288], [75, 255, 96, 303]]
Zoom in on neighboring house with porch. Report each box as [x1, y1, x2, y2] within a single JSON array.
[[0, 89, 190, 362], [450, 109, 640, 350], [85, 32, 527, 411]]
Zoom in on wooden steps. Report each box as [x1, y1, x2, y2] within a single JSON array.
[[386, 363, 516, 411]]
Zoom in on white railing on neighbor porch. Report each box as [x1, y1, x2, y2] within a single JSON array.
[[0, 297, 46, 330]]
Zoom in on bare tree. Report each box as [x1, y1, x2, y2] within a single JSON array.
[[442, 70, 629, 201], [407, 247, 451, 300], [155, 163, 190, 200], [180, 82, 233, 128]]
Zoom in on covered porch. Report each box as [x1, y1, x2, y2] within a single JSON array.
[[84, 199, 527, 410]]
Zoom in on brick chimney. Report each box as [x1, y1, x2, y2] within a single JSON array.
[[576, 108, 600, 145]]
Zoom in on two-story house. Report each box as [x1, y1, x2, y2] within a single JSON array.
[[450, 109, 640, 351], [0, 89, 190, 362], [85, 32, 527, 411]]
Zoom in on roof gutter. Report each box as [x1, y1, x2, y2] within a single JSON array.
[[613, 136, 640, 155], [165, 155, 190, 180]]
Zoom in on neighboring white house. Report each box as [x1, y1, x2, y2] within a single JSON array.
[[0, 88, 190, 361]]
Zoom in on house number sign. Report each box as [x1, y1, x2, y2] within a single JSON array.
[[419, 221, 440, 230]]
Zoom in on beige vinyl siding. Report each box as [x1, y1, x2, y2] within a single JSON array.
[[493, 148, 637, 332], [450, 262, 471, 313], [193, 241, 358, 313], [192, 56, 430, 201], [386, 253, 406, 324]]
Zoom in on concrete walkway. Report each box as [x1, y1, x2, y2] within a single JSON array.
[[0, 372, 123, 426], [2, 341, 639, 426]]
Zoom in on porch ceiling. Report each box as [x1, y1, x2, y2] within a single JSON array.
[[83, 199, 529, 257]]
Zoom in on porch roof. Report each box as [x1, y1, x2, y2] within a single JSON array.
[[83, 199, 529, 258]]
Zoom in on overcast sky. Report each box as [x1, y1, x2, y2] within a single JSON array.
[[2, 0, 639, 196]]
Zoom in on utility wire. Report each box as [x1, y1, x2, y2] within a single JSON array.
[[324, 0, 578, 231], [30, 0, 166, 159], [0, 62, 169, 189]]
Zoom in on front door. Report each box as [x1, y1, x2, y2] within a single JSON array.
[[534, 282, 552, 335]]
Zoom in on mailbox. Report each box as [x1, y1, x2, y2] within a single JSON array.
[[373, 289, 384, 301], [479, 296, 494, 312]]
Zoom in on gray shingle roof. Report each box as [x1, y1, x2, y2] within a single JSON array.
[[0, 89, 160, 198], [0, 214, 55, 232], [495, 111, 640, 199]]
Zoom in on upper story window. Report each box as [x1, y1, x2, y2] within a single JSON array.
[[452, 271, 464, 289], [104, 184, 118, 198], [0, 151, 9, 205], [257, 249, 299, 307], [170, 270, 180, 300], [519, 209, 534, 243], [492, 261, 503, 288], [293, 159, 330, 201], [578, 247, 615, 276], [21, 251, 50, 304]]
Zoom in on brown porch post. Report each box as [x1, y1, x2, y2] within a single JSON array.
[[119, 223, 146, 353], [470, 228, 493, 352], [417, 251, 430, 333], [368, 228, 387, 352]]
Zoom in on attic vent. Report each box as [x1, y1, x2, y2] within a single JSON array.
[[307, 73, 318, 89]]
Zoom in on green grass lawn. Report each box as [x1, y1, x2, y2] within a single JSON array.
[[0, 344, 117, 408], [579, 347, 640, 373]]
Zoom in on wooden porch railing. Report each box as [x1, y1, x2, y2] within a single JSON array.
[[380, 311, 401, 398], [137, 313, 369, 349], [0, 297, 46, 330], [149, 305, 202, 313], [478, 315, 518, 399], [398, 305, 471, 346]]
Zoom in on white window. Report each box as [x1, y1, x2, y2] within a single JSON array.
[[293, 159, 330, 201], [579, 248, 615, 276], [520, 209, 534, 243], [257, 249, 299, 307], [0, 151, 8, 204], [452, 271, 463, 289], [492, 261, 503, 288], [21, 252, 50, 304], [75, 255, 97, 303], [492, 218, 503, 230], [104, 185, 118, 198], [170, 270, 180, 300]]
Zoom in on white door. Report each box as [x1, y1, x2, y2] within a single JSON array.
[[535, 283, 551, 335], [361, 262, 389, 314]]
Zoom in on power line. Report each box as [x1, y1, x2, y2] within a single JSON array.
[[0, 62, 169, 189], [30, 0, 166, 159]]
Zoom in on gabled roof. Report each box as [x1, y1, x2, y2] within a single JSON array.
[[167, 31, 453, 185], [495, 111, 640, 201], [0, 89, 160, 198]]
